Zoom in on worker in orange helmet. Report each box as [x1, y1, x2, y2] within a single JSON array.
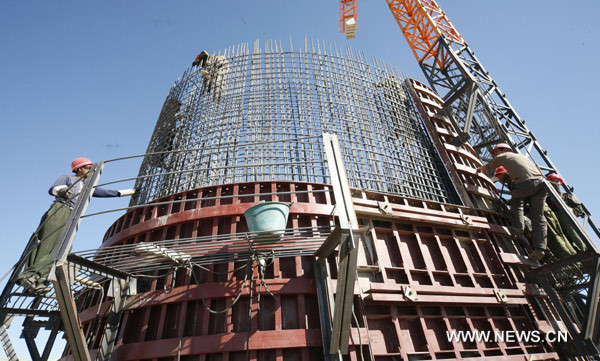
[[477, 143, 547, 261], [17, 158, 136, 294]]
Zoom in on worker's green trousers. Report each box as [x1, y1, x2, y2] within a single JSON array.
[[553, 208, 587, 252], [18, 201, 72, 282], [544, 204, 577, 259]]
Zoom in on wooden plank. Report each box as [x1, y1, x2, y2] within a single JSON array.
[[368, 292, 528, 305], [352, 198, 485, 223], [314, 226, 346, 260], [353, 204, 489, 230], [329, 235, 349, 354], [50, 263, 92, 361], [322, 133, 359, 229], [366, 282, 525, 297], [338, 234, 359, 354]]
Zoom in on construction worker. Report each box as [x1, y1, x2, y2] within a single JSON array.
[[17, 158, 135, 294], [192, 51, 229, 101], [150, 97, 182, 168], [546, 173, 587, 252], [477, 143, 547, 261], [493, 167, 577, 260]]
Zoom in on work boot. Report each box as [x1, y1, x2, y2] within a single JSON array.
[[529, 248, 546, 262], [507, 226, 524, 236], [31, 283, 52, 295], [17, 276, 38, 293]]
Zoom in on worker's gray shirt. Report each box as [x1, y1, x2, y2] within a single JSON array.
[[49, 175, 119, 208], [487, 152, 543, 183]]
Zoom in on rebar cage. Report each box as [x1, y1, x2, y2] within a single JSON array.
[[132, 39, 459, 206]]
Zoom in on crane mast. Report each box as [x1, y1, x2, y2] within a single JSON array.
[[385, 0, 599, 242], [340, 0, 600, 357]]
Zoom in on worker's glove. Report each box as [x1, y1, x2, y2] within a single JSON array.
[[117, 189, 136, 197], [52, 185, 72, 199]]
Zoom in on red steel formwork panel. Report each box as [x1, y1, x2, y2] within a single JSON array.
[[70, 184, 561, 360], [350, 191, 560, 360]]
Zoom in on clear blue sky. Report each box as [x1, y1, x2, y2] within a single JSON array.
[[1, 0, 598, 358]]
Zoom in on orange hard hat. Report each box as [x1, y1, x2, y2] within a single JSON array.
[[71, 157, 93, 172], [546, 173, 564, 185], [494, 166, 508, 178], [492, 143, 512, 155]]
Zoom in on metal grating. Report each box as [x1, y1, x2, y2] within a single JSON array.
[[132, 39, 459, 206]]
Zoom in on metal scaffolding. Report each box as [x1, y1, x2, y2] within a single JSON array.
[[132, 39, 459, 206]]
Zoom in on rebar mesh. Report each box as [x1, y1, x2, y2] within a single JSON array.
[[132, 39, 459, 205]]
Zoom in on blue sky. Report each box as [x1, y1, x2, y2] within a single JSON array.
[[0, 0, 598, 358]]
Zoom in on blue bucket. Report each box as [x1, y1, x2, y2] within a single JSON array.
[[244, 201, 291, 244]]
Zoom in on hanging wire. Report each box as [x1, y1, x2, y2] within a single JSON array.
[[190, 258, 252, 315]]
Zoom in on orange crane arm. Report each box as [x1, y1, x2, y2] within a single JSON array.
[[386, 0, 463, 64]]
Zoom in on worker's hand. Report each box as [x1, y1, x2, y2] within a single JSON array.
[[53, 185, 72, 199], [117, 189, 136, 197]]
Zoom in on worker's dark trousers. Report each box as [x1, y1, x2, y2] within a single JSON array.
[[510, 178, 547, 250], [18, 201, 71, 282]]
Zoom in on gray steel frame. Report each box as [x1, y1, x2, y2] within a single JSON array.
[[418, 34, 600, 356], [419, 35, 600, 243]]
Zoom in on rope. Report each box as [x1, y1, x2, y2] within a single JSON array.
[[256, 252, 277, 316], [190, 260, 252, 314], [352, 307, 364, 361]]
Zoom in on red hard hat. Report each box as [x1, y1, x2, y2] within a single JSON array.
[[71, 157, 93, 172], [546, 173, 564, 185], [494, 166, 508, 178], [492, 143, 512, 155]]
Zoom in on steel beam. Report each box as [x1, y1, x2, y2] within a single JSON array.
[[0, 316, 17, 361]]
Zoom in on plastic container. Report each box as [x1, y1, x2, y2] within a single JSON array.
[[244, 201, 291, 244]]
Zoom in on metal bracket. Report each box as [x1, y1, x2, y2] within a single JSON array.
[[402, 285, 418, 302], [377, 201, 393, 215], [494, 289, 507, 303]]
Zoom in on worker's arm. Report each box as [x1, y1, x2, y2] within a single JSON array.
[[92, 188, 136, 198], [477, 156, 500, 175], [48, 175, 73, 199]]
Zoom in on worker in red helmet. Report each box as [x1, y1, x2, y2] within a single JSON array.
[[192, 51, 209, 67], [17, 158, 136, 294], [492, 166, 509, 183], [477, 143, 547, 261]]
